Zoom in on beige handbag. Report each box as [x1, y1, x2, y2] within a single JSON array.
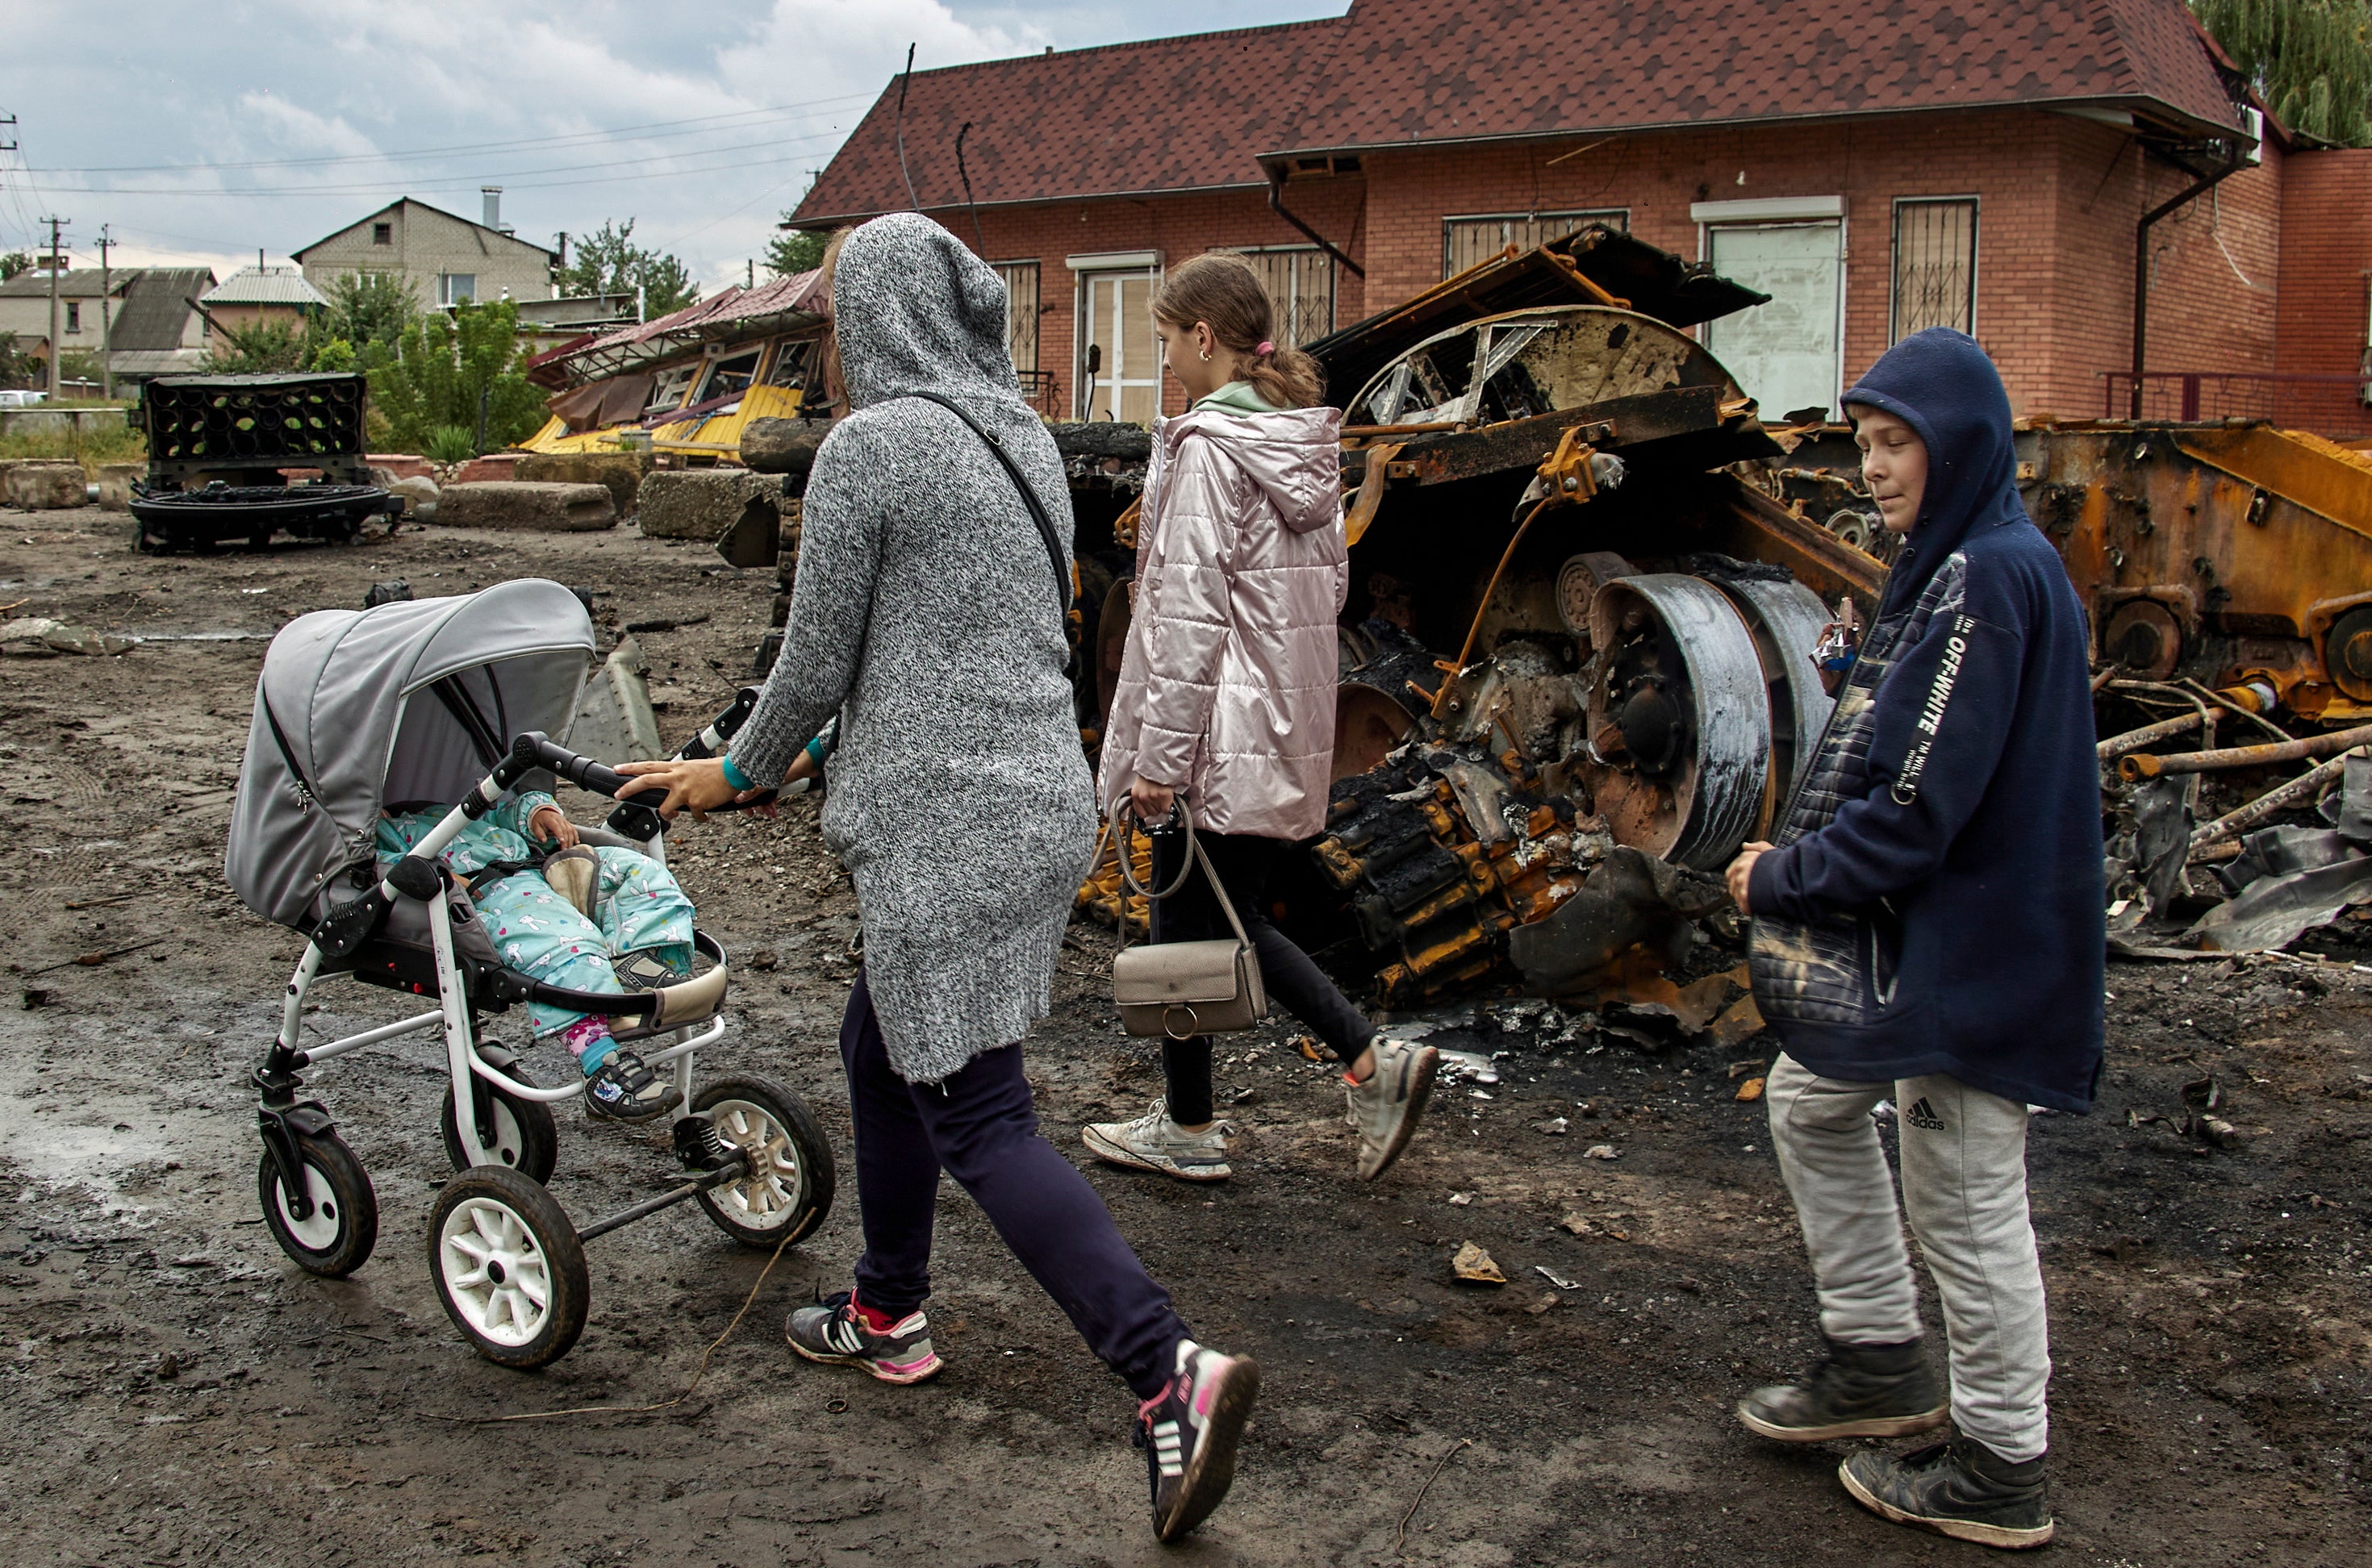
[[1110, 813, 1268, 1040]]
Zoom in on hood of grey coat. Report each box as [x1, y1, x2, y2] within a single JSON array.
[[1156, 405, 1344, 535], [832, 212, 1018, 410]]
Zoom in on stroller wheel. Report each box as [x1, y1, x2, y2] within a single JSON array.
[[690, 1074, 837, 1249], [439, 1074, 558, 1184], [256, 1130, 378, 1278], [428, 1166, 588, 1369]]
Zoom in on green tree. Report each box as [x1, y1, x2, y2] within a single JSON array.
[[316, 271, 420, 356], [764, 223, 827, 280], [555, 218, 700, 317], [0, 252, 31, 282], [368, 296, 546, 454], [198, 319, 310, 373], [0, 332, 40, 388], [2192, 1, 2372, 146]]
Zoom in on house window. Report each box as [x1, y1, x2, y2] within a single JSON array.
[[696, 347, 763, 404], [1071, 253, 1161, 425], [372, 222, 393, 246], [1235, 247, 1335, 347], [1694, 198, 1848, 423], [763, 338, 813, 390], [1891, 198, 1977, 340], [1443, 211, 1629, 278], [439, 273, 477, 306], [644, 361, 697, 417], [65, 302, 80, 333], [996, 261, 1040, 374]]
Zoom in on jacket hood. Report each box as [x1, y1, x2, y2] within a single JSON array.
[[831, 212, 1019, 410], [1843, 328, 2027, 618], [1157, 404, 1344, 535]]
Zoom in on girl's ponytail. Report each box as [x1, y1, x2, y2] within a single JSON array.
[[1155, 252, 1328, 410]]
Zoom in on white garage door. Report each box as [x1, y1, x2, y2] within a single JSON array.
[[1701, 222, 1843, 423]]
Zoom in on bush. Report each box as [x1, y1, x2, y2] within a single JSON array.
[[368, 298, 545, 453], [424, 425, 478, 464]]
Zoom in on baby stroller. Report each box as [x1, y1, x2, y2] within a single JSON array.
[[227, 578, 834, 1368]]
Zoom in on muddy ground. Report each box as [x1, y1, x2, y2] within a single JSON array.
[[0, 503, 2365, 1566]]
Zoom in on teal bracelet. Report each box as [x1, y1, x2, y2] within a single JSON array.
[[804, 735, 829, 766], [719, 754, 753, 791]]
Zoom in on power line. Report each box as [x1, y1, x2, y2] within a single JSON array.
[[43, 94, 879, 176], [27, 126, 858, 197], [31, 145, 848, 202]]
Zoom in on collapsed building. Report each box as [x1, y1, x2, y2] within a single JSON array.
[[520, 271, 830, 461]]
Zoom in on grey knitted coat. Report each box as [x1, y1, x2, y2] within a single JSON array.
[[725, 213, 1096, 1083]]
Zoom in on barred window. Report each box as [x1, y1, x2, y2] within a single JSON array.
[[996, 261, 1040, 374], [1891, 198, 1977, 340], [1234, 247, 1336, 347], [1443, 210, 1628, 278]]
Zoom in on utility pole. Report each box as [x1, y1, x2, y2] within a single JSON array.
[[96, 224, 113, 401], [41, 215, 67, 401], [746, 258, 754, 290]]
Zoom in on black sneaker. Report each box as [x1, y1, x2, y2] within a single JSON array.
[[1840, 1436, 2054, 1549], [1134, 1340, 1259, 1542], [785, 1291, 942, 1385], [1735, 1336, 1947, 1441], [583, 1049, 682, 1121]]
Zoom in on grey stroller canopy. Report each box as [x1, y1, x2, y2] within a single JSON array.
[[228, 578, 597, 929]]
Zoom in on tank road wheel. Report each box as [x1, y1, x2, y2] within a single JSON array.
[[256, 1130, 379, 1278], [428, 1166, 588, 1370], [439, 1071, 559, 1184], [690, 1074, 837, 1249]]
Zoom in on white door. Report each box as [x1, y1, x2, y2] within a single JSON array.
[[1702, 223, 1843, 423], [1077, 269, 1160, 426]]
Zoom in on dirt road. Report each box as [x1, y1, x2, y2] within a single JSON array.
[[1, 504, 2365, 1566]]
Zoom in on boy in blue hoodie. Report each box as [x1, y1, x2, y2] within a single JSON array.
[[1723, 330, 2103, 1550]]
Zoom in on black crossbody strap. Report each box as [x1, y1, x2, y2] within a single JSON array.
[[900, 391, 1071, 615]]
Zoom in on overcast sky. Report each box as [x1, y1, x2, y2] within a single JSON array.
[[0, 1, 1348, 290]]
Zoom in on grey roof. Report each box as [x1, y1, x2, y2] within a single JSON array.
[[292, 197, 558, 262], [108, 348, 207, 377], [0, 267, 128, 298], [108, 269, 215, 352], [201, 266, 326, 307]]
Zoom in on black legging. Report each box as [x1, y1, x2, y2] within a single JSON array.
[[1146, 827, 1375, 1125]]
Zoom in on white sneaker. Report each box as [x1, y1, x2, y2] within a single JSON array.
[[1345, 1034, 1439, 1179], [1084, 1099, 1233, 1182]]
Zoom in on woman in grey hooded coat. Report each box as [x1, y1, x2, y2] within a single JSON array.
[[616, 213, 1256, 1543]]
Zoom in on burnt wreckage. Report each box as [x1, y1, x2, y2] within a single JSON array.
[[1069, 224, 2372, 1003]]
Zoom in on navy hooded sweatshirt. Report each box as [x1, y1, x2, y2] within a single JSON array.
[[1745, 329, 2104, 1112]]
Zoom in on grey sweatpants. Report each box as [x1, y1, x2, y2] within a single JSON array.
[[1764, 1053, 2052, 1461]]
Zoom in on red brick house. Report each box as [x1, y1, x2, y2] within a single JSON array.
[[790, 0, 2371, 433]]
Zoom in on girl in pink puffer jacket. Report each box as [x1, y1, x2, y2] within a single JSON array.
[[1089, 252, 1440, 1186]]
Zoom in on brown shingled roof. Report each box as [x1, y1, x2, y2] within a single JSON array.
[[791, 19, 1352, 225], [794, 0, 2245, 222], [1272, 0, 2245, 159]]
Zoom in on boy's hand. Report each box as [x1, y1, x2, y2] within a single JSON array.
[[1725, 840, 1773, 915], [529, 803, 581, 849]]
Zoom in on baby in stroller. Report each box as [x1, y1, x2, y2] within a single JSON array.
[[376, 787, 694, 1120]]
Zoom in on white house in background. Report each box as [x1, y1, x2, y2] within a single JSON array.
[[292, 194, 556, 311]]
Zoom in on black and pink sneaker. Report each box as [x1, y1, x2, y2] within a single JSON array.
[[1134, 1339, 1260, 1542], [785, 1291, 942, 1385]]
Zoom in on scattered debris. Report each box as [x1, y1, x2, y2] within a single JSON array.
[[0, 617, 132, 657], [1534, 1116, 1570, 1135], [1735, 1076, 1767, 1103], [19, 938, 167, 976], [1526, 1293, 1560, 1316], [1534, 1265, 1581, 1291], [1581, 1143, 1619, 1161], [1434, 1049, 1500, 1085], [1447, 1191, 1474, 1207], [624, 613, 711, 634], [1449, 1241, 1505, 1285], [20, 987, 52, 1009]]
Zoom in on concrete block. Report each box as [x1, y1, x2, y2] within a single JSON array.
[[387, 475, 441, 520], [449, 453, 524, 486], [636, 468, 783, 543], [434, 480, 615, 532], [563, 636, 662, 765], [3, 462, 90, 511], [740, 418, 827, 477], [94, 463, 144, 511], [515, 450, 655, 519]]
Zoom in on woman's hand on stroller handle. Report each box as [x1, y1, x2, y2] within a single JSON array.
[[616, 756, 767, 822], [1127, 777, 1177, 825]]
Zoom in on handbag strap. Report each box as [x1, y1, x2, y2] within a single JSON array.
[[899, 390, 1070, 617], [1113, 811, 1253, 956]]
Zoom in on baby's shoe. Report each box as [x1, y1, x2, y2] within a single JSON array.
[[585, 1049, 681, 1121], [541, 846, 601, 921]]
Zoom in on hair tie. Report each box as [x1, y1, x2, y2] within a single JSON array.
[[1256, 340, 1275, 356]]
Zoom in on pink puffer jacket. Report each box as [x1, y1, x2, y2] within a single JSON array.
[[1097, 404, 1347, 839]]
